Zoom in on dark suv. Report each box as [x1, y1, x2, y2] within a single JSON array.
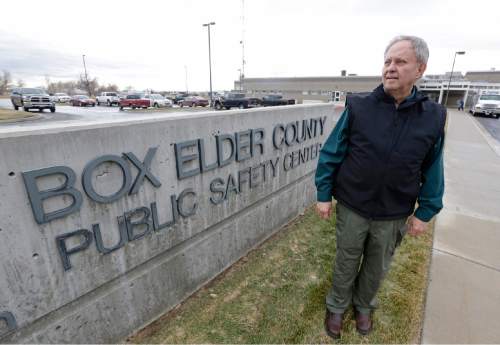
[[213, 92, 261, 110], [11, 88, 56, 112]]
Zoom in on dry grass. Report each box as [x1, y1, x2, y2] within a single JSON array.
[[127, 205, 434, 344], [0, 108, 36, 121]]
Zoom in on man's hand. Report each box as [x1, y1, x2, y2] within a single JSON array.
[[407, 215, 428, 236], [316, 201, 332, 220]]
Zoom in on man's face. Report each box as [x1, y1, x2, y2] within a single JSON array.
[[382, 40, 426, 95]]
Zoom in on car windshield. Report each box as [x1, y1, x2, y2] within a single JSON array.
[[107, 93, 117, 96], [77, 95, 89, 99], [479, 95, 500, 101], [20, 88, 44, 95]]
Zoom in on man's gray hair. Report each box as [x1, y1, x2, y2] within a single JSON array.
[[385, 35, 429, 65]]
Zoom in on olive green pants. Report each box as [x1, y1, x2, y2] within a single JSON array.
[[326, 202, 407, 315]]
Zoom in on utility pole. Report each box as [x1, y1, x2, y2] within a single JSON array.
[[238, 69, 242, 90], [202, 22, 215, 106], [82, 54, 91, 97]]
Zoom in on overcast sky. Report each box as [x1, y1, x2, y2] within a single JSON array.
[[1, 0, 499, 91]]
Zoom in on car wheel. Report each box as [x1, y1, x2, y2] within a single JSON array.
[[50, 107, 56, 113], [23, 107, 30, 112], [225, 106, 231, 110], [238, 103, 245, 109], [107, 100, 111, 107], [214, 102, 222, 110], [191, 102, 195, 107], [13, 104, 19, 110], [119, 106, 124, 111], [92, 103, 96, 107], [154, 103, 159, 108], [132, 106, 136, 109], [96, 101, 100, 106]]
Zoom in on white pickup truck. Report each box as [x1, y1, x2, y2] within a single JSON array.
[[96, 92, 120, 106], [471, 90, 500, 119]]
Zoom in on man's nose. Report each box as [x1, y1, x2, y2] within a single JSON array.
[[386, 61, 397, 72]]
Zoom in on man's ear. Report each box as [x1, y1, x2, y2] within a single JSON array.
[[416, 63, 427, 79]]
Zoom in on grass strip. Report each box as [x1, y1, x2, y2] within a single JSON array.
[[128, 204, 434, 344], [0, 108, 36, 121]]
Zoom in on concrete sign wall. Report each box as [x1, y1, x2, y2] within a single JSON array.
[[0, 104, 339, 343]]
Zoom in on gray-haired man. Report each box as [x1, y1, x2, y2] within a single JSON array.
[[315, 36, 446, 338]]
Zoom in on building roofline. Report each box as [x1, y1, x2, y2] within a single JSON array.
[[240, 76, 380, 82]]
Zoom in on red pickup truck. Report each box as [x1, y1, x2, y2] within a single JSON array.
[[119, 94, 150, 110]]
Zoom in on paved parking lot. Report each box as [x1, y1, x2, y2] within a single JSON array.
[[0, 98, 216, 127]]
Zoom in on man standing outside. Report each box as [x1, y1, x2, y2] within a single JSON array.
[[316, 36, 446, 338]]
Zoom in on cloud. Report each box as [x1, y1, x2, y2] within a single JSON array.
[[0, 31, 155, 87]]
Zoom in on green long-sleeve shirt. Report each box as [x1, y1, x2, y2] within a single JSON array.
[[315, 106, 445, 223]]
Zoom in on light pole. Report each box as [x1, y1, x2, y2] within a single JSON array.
[[82, 54, 91, 97], [443, 51, 465, 107], [238, 69, 242, 90], [203, 22, 215, 106]]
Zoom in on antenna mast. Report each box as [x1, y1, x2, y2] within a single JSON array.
[[241, 0, 245, 91]]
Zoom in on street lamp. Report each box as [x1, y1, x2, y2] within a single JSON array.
[[202, 22, 215, 106], [443, 51, 465, 107]]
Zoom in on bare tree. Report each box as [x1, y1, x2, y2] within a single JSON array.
[[0, 70, 12, 95], [78, 74, 98, 97], [97, 83, 119, 94], [45, 75, 51, 89], [17, 79, 25, 87]]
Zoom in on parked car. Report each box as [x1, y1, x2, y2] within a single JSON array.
[[261, 94, 295, 106], [96, 92, 121, 106], [10, 88, 56, 112], [470, 91, 500, 119], [70, 95, 96, 107], [213, 92, 260, 110], [54, 93, 72, 103], [119, 94, 150, 110], [179, 96, 209, 107], [172, 93, 189, 105], [144, 94, 173, 108]]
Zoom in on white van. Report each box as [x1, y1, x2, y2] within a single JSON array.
[[471, 90, 500, 119]]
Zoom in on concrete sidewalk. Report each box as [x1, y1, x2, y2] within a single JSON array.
[[422, 110, 500, 343]]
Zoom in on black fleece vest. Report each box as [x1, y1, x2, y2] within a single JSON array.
[[333, 84, 446, 220]]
